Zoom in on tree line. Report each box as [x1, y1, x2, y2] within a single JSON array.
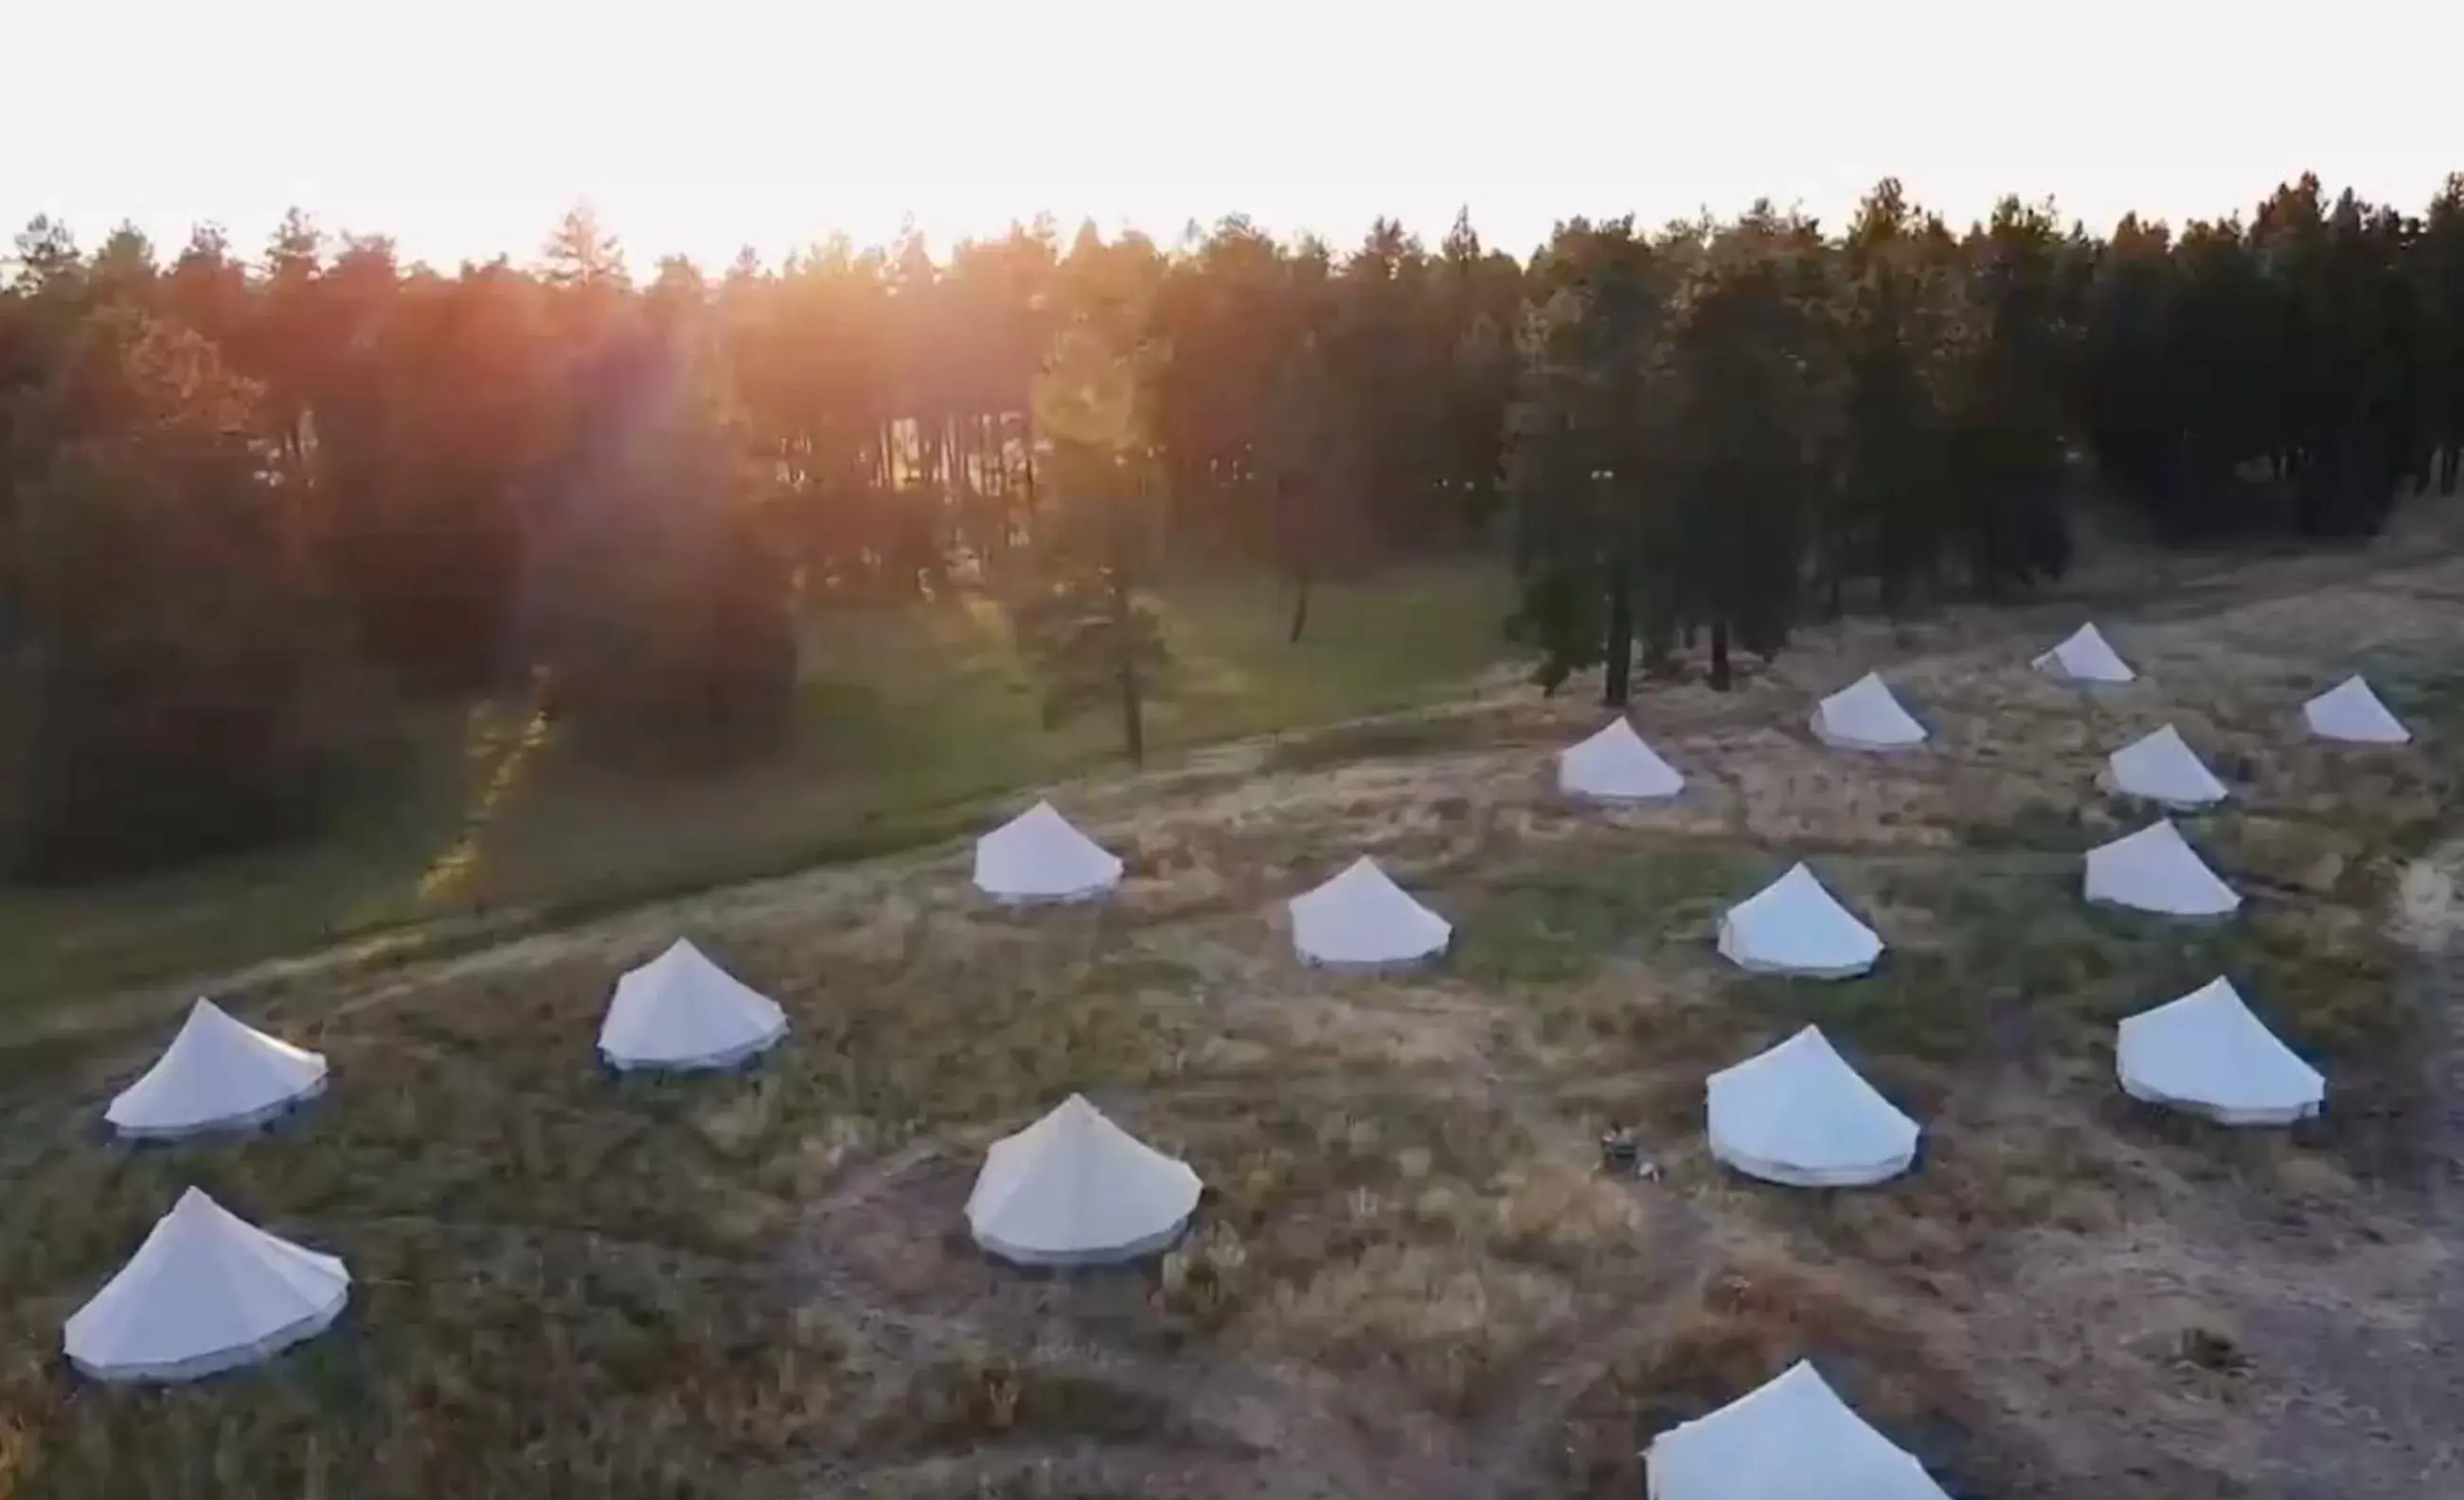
[[2, 171, 2459, 881]]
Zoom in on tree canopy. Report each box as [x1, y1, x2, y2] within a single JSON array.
[[4, 170, 2460, 874]]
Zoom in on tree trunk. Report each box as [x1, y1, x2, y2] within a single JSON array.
[[1021, 408, 1041, 538], [1707, 618, 1733, 692], [2440, 444, 2460, 497], [1602, 583, 1634, 706], [1286, 571, 1312, 644], [1108, 561, 1145, 768]]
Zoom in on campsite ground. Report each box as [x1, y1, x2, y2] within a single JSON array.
[[4, 520, 2464, 1496]]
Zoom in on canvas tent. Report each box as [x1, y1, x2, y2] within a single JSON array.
[[1811, 673, 1927, 751], [2117, 977, 2324, 1125], [105, 999, 327, 1140], [964, 1094, 1203, 1266], [973, 800, 1124, 903], [2083, 819, 2240, 919], [1705, 1027, 1919, 1188], [1645, 1360, 1952, 1500], [2031, 622, 2136, 684], [64, 1188, 349, 1384], [598, 938, 788, 1072], [2106, 724, 2229, 809], [1289, 857, 1452, 969], [1718, 864, 1884, 979], [2303, 675, 2411, 745], [1558, 719, 1686, 802]]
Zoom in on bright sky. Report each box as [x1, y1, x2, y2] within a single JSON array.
[[15, 0, 2459, 273]]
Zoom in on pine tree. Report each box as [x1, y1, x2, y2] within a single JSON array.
[[1014, 322, 1172, 763]]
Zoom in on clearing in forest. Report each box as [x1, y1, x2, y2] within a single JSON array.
[[3, 532, 2463, 1498]]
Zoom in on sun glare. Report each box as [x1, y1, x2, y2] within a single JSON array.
[[10, 2, 2464, 270]]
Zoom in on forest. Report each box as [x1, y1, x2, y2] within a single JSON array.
[[2, 170, 2461, 884]]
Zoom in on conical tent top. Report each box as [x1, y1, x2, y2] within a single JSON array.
[[1705, 1027, 1919, 1188], [1717, 864, 1884, 979], [973, 800, 1124, 903], [64, 1187, 351, 1384], [2304, 674, 2410, 744], [105, 998, 328, 1139], [1811, 673, 1927, 751], [2118, 977, 2324, 1125], [2083, 819, 2240, 919], [598, 938, 788, 1072], [965, 1094, 1203, 1266], [2107, 723, 2229, 809], [1646, 1359, 1953, 1500], [2033, 622, 2136, 684], [1557, 719, 1685, 801], [1289, 857, 1452, 968]]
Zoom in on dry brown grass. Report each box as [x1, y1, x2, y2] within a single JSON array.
[[7, 535, 2464, 1497]]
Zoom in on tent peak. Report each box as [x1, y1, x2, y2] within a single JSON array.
[[599, 940, 787, 1072]]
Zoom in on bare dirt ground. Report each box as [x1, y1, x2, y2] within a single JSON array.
[[6, 520, 2464, 1497]]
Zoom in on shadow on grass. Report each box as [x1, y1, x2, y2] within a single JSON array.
[[0, 562, 1523, 1028]]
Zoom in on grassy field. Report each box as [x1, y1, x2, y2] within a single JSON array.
[[0, 562, 1518, 1022], [5, 536, 2464, 1497]]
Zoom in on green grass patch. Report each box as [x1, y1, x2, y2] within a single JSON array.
[[0, 562, 1515, 1020], [1452, 838, 1753, 988], [1259, 713, 1487, 777]]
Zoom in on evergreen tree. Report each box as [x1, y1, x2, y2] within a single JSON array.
[[1015, 321, 1171, 763], [1503, 218, 1666, 704], [2, 303, 335, 876], [1649, 213, 1838, 689]]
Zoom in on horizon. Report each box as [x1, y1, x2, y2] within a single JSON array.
[[14, 0, 2462, 273]]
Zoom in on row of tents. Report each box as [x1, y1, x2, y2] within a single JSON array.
[[1797, 621, 2406, 759], [68, 866, 2318, 1390], [52, 619, 2391, 1498], [1573, 704, 2286, 810], [63, 1075, 1201, 1382]]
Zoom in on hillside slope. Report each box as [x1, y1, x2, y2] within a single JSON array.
[[5, 533, 2464, 1497]]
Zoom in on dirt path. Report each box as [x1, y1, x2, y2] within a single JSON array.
[[2204, 848, 2464, 1499]]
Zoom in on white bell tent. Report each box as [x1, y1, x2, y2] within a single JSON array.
[[105, 999, 328, 1140], [2031, 622, 2136, 685], [2117, 977, 2324, 1125], [1289, 857, 1452, 969], [1558, 719, 1686, 802], [965, 1094, 1203, 1266], [2106, 724, 2229, 810], [1811, 673, 1927, 751], [973, 800, 1124, 903], [1705, 1027, 1919, 1188], [2303, 675, 2411, 745], [64, 1188, 349, 1384], [1718, 865, 1884, 979], [598, 939, 788, 1073], [2083, 820, 2241, 919], [1646, 1360, 1952, 1500]]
